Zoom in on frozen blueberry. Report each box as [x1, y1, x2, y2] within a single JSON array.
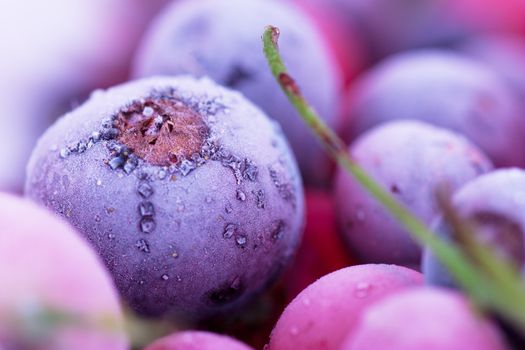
[[334, 120, 493, 268], [423, 168, 525, 287], [133, 0, 342, 187], [0, 193, 127, 350], [25, 76, 305, 321], [344, 50, 525, 167]]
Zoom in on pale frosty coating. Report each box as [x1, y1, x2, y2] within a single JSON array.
[[335, 121, 493, 268], [145, 331, 253, 350], [0, 193, 127, 350], [423, 168, 525, 287], [267, 264, 422, 350], [345, 50, 525, 167], [342, 287, 507, 350], [133, 0, 341, 187], [25, 76, 304, 320]]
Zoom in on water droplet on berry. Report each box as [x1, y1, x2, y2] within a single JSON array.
[[223, 224, 236, 239], [236, 189, 246, 202], [135, 239, 150, 253], [236, 235, 247, 247], [137, 182, 153, 198], [140, 217, 156, 233], [354, 282, 371, 299], [158, 169, 167, 180], [59, 148, 70, 159], [138, 202, 155, 217], [143, 106, 154, 117]]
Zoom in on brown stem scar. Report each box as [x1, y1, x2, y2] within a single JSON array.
[[115, 98, 209, 166]]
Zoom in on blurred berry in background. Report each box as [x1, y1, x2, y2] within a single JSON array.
[[0, 0, 168, 193]]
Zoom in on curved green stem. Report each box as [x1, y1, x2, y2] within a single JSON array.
[[263, 25, 525, 332]]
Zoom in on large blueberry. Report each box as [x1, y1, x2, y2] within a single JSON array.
[[25, 76, 304, 321]]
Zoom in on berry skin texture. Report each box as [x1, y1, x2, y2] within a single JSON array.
[[424, 168, 525, 287], [267, 264, 422, 350], [133, 0, 341, 187], [335, 121, 493, 268], [144, 331, 253, 350], [25, 76, 305, 321], [344, 50, 525, 168], [0, 193, 127, 350], [341, 287, 507, 350]]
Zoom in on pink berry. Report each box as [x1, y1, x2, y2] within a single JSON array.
[[342, 287, 507, 350], [267, 264, 422, 350], [0, 193, 127, 350]]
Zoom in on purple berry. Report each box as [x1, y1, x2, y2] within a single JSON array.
[[423, 168, 525, 287], [25, 76, 305, 320], [133, 0, 342, 187], [461, 35, 525, 103], [344, 50, 525, 167], [335, 121, 492, 268]]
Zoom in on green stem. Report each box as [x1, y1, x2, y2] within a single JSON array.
[[262, 25, 525, 332]]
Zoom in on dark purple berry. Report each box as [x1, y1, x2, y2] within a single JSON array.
[[335, 121, 492, 268], [25, 76, 305, 321]]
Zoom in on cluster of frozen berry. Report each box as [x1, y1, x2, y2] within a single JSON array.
[[3, 0, 525, 349]]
